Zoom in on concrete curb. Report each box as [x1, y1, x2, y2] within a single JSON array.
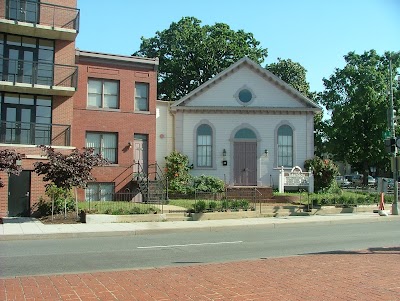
[[1, 214, 399, 241]]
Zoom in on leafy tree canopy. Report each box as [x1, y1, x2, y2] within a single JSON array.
[[266, 58, 325, 156], [320, 50, 400, 176], [34, 146, 109, 190], [266, 58, 312, 98], [0, 149, 22, 187], [134, 17, 268, 101]]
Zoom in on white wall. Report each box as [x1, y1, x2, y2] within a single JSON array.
[[175, 110, 314, 187], [156, 101, 174, 168], [184, 66, 307, 108]]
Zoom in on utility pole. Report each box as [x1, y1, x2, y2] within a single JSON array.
[[389, 58, 399, 215]]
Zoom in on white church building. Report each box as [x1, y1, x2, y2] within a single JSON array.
[[156, 57, 321, 188]]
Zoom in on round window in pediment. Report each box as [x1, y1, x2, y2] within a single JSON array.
[[238, 89, 253, 103]]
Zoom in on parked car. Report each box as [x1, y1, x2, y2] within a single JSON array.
[[351, 174, 363, 186], [367, 175, 376, 187], [335, 176, 351, 187], [381, 178, 394, 190], [344, 175, 354, 184], [350, 174, 376, 187]]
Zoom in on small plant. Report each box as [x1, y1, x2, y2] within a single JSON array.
[[239, 199, 249, 210], [129, 207, 142, 214], [230, 200, 240, 210], [221, 199, 230, 211], [194, 200, 206, 213], [208, 201, 217, 211]]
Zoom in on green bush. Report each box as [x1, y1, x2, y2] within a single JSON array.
[[239, 199, 249, 210], [230, 200, 240, 210], [165, 151, 193, 194], [208, 201, 217, 211], [193, 175, 225, 193], [194, 200, 206, 213], [221, 199, 230, 210], [129, 207, 142, 214], [36, 184, 74, 216], [304, 157, 339, 192]]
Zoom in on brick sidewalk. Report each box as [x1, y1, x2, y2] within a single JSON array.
[[1, 248, 399, 301]]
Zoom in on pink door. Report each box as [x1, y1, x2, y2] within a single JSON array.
[[234, 142, 257, 186], [133, 134, 148, 175]]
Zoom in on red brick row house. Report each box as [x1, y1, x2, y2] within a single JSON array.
[[0, 0, 159, 217]]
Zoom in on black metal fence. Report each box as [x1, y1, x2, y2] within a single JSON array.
[[82, 191, 166, 215]]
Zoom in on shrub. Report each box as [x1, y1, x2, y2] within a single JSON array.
[[221, 199, 230, 210], [164, 151, 193, 194], [304, 157, 339, 192], [194, 200, 206, 213], [35, 197, 75, 216], [239, 199, 249, 210], [129, 207, 142, 214], [193, 175, 225, 193], [208, 201, 217, 211], [36, 185, 74, 216]]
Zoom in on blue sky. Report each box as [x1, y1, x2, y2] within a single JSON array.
[[76, 0, 400, 93]]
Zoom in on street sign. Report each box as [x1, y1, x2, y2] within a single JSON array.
[[382, 130, 391, 139]]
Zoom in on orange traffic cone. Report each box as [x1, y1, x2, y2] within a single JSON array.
[[379, 192, 385, 210]]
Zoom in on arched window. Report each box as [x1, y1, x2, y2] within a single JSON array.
[[197, 124, 212, 167], [278, 125, 293, 167], [234, 128, 257, 139]]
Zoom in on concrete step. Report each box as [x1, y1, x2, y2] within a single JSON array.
[[164, 213, 191, 221]]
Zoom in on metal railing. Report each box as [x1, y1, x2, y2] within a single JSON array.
[[1, 57, 78, 89], [135, 161, 168, 203], [83, 191, 164, 214], [2, 0, 80, 32], [0, 120, 71, 146]]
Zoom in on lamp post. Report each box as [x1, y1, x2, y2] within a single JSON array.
[[389, 58, 399, 215]]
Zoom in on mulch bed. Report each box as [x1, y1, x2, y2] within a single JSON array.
[[38, 212, 83, 224]]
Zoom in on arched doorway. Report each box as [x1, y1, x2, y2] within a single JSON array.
[[233, 128, 257, 186]]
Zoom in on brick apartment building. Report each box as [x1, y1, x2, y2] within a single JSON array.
[[73, 50, 158, 202], [0, 0, 159, 217]]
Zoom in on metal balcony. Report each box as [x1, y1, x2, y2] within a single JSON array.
[[0, 121, 71, 146], [0, 57, 78, 96], [0, 0, 80, 41]]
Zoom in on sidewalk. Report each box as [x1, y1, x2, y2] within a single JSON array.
[[1, 212, 398, 241]]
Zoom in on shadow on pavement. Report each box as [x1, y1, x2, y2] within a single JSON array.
[[303, 246, 400, 255], [0, 217, 38, 224]]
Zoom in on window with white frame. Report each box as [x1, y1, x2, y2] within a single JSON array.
[[277, 125, 293, 167], [197, 124, 212, 167], [88, 79, 119, 109], [85, 182, 114, 201], [135, 82, 149, 111], [86, 132, 117, 163]]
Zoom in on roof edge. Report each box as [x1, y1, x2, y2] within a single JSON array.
[[75, 49, 159, 70]]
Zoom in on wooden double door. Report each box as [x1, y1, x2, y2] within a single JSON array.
[[233, 141, 257, 186]]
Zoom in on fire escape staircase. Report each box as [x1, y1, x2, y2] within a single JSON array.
[[135, 162, 168, 204]]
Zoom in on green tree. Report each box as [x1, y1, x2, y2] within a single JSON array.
[[164, 151, 193, 194], [266, 58, 325, 156], [304, 157, 339, 192], [266, 58, 312, 97], [34, 146, 109, 218], [320, 50, 400, 181], [134, 17, 268, 101]]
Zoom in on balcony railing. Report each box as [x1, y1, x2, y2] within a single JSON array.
[[0, 121, 71, 146], [2, 0, 80, 32], [1, 57, 78, 89]]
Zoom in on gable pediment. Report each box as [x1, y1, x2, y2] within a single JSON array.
[[171, 57, 321, 113]]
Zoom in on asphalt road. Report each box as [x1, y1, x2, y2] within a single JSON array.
[[1, 220, 399, 278]]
